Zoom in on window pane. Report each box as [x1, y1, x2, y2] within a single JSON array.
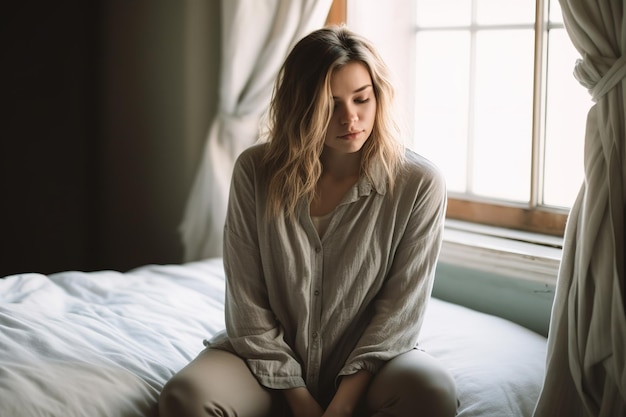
[[549, 0, 564, 24], [476, 0, 535, 25], [416, 0, 471, 27], [414, 31, 470, 193], [472, 29, 535, 202], [543, 29, 590, 207]]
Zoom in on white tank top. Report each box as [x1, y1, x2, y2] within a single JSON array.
[[311, 210, 334, 238]]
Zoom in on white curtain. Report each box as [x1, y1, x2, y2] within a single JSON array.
[[533, 1, 626, 416], [180, 0, 334, 261]]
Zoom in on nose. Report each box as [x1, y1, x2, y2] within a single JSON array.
[[339, 103, 358, 125]]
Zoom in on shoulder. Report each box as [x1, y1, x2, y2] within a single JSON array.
[[231, 142, 269, 179], [398, 148, 446, 195], [235, 142, 268, 167], [389, 150, 447, 223], [228, 143, 271, 198]]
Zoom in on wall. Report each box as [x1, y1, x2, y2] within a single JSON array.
[[1, 1, 220, 276], [96, 0, 220, 272], [346, 1, 416, 141], [2, 3, 99, 275]]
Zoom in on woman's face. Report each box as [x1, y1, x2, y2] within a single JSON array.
[[324, 61, 377, 154]]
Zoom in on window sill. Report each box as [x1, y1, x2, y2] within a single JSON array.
[[440, 219, 562, 287]]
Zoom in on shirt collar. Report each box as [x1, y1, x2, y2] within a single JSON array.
[[338, 169, 386, 208], [361, 159, 388, 196]]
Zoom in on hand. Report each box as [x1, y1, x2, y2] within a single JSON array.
[[294, 407, 325, 417], [322, 406, 353, 417], [323, 370, 372, 417], [284, 387, 324, 417]]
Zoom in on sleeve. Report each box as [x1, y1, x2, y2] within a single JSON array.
[[219, 150, 306, 390], [338, 162, 447, 378]]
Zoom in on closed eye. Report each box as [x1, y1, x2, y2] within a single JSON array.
[[332, 95, 371, 111]]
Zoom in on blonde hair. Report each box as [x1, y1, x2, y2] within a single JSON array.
[[263, 26, 404, 220]]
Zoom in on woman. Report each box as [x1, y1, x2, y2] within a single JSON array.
[[159, 26, 457, 417]]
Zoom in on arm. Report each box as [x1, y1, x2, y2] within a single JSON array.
[[221, 148, 305, 389], [324, 370, 372, 417], [283, 387, 325, 417], [340, 163, 447, 377]]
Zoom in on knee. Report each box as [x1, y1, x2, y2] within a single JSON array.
[[159, 374, 210, 417], [404, 368, 458, 417], [373, 364, 458, 417], [416, 370, 457, 417], [159, 372, 246, 417], [158, 375, 191, 417]]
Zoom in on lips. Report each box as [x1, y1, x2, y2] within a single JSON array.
[[339, 130, 362, 140]]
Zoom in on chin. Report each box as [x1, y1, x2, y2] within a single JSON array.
[[325, 138, 368, 154], [333, 143, 365, 155]]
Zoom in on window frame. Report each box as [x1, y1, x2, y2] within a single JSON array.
[[326, 0, 346, 26]]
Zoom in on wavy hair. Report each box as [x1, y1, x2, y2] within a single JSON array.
[[262, 26, 405, 220]]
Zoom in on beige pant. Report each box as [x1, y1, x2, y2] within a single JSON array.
[[159, 348, 457, 417]]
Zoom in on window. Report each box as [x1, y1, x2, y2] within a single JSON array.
[[413, 0, 590, 236], [348, 0, 592, 237]]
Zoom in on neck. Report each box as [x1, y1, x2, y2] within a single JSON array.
[[320, 146, 361, 180]]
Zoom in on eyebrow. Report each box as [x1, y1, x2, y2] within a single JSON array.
[[332, 84, 373, 99]]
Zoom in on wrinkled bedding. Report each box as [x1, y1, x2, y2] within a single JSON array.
[[0, 258, 546, 416]]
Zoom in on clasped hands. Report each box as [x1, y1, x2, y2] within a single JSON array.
[[285, 370, 372, 417]]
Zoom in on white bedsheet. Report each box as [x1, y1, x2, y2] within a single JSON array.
[[0, 259, 546, 417]]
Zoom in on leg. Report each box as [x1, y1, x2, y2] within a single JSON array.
[[158, 348, 283, 417], [365, 349, 457, 417]]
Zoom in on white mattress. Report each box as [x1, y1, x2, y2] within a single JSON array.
[[0, 258, 547, 416]]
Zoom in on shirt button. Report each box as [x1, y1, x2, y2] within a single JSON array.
[[315, 247, 321, 253], [312, 332, 318, 339], [314, 290, 320, 296]]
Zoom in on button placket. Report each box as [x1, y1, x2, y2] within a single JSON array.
[[306, 244, 324, 392]]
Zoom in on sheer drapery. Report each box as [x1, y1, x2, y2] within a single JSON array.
[[533, 1, 626, 416], [180, 0, 334, 261]]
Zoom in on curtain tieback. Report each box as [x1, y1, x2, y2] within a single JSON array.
[[574, 54, 626, 101]]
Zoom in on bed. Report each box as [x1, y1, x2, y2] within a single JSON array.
[[0, 258, 547, 417]]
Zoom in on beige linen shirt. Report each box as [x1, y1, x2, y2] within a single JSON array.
[[207, 143, 446, 402]]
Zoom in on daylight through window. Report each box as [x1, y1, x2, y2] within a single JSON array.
[[411, 0, 592, 236]]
